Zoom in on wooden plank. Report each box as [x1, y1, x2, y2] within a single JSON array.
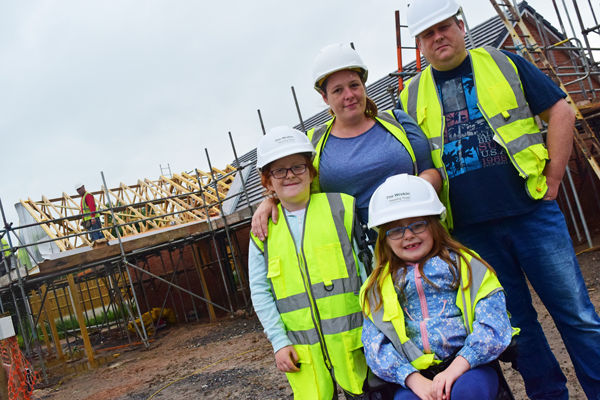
[[36, 207, 252, 276], [40, 285, 65, 362], [191, 243, 216, 321], [67, 275, 97, 368]]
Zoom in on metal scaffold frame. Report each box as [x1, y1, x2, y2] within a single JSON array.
[[0, 132, 256, 384]]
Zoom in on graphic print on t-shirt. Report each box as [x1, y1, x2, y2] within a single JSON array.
[[439, 73, 509, 179]]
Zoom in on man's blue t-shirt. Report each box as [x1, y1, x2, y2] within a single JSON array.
[[429, 50, 566, 228], [318, 109, 435, 224]]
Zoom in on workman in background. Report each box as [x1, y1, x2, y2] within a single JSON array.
[[399, 0, 600, 398], [75, 183, 104, 242], [0, 237, 11, 276]]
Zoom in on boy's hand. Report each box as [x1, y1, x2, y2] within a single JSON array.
[[275, 346, 300, 373], [405, 372, 434, 400]]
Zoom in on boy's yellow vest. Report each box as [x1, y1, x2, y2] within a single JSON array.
[[306, 110, 418, 194], [80, 192, 98, 221], [361, 250, 516, 370], [251, 193, 367, 399], [400, 46, 548, 230]]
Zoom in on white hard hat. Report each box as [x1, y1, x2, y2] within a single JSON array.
[[368, 174, 446, 229], [312, 43, 368, 92], [74, 183, 84, 190], [256, 126, 316, 171], [407, 0, 462, 37]]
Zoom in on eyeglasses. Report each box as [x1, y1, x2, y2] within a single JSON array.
[[386, 221, 428, 240], [270, 164, 308, 179]]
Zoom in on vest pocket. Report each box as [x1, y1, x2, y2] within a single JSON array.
[[315, 243, 349, 287], [487, 81, 518, 118], [417, 106, 427, 126], [287, 344, 333, 399], [267, 257, 287, 298]]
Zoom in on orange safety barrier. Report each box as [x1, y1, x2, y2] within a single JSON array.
[[0, 337, 37, 399]]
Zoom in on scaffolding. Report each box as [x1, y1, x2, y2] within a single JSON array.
[[0, 132, 255, 385]]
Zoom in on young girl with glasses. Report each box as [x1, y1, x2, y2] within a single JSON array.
[[360, 174, 514, 400], [249, 126, 371, 399]]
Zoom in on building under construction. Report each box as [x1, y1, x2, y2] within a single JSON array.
[[0, 0, 598, 392]]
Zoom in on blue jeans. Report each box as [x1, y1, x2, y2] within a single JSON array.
[[453, 200, 600, 400], [393, 365, 498, 400], [88, 218, 104, 241]]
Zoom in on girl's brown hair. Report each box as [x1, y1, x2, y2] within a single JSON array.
[[259, 152, 318, 197], [361, 215, 496, 314]]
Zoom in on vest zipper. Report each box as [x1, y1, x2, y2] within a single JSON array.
[[285, 201, 335, 372], [413, 266, 432, 354]]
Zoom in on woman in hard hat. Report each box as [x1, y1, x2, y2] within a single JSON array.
[[251, 43, 440, 241], [249, 126, 370, 399], [360, 174, 514, 400]]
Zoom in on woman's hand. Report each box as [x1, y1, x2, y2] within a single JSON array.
[[405, 372, 434, 400], [251, 198, 280, 241], [432, 356, 470, 400], [275, 346, 300, 373]]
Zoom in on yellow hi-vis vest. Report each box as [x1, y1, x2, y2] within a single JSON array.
[[250, 193, 367, 399], [361, 250, 516, 370], [307, 110, 418, 194], [0, 238, 9, 258], [80, 191, 98, 221], [400, 46, 548, 230]]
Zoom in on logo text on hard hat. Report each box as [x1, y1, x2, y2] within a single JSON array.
[[386, 192, 411, 203], [275, 136, 295, 145]]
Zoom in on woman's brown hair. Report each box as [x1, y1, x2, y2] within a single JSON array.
[[361, 215, 496, 315], [259, 152, 318, 197]]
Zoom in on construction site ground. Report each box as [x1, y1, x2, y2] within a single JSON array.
[[32, 249, 600, 400]]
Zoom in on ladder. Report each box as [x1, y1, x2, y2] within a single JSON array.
[[490, 0, 600, 180]]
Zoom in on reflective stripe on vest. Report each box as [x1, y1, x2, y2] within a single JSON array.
[[250, 193, 367, 395], [80, 192, 97, 221], [307, 110, 418, 194], [400, 46, 548, 231], [360, 250, 504, 370]]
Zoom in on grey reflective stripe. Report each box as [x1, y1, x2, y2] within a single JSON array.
[[459, 271, 471, 335], [469, 257, 488, 314], [428, 136, 443, 151], [250, 238, 264, 255], [288, 327, 321, 346], [276, 292, 310, 314], [321, 311, 363, 336], [436, 167, 447, 180], [325, 193, 360, 292], [368, 290, 438, 365], [406, 73, 422, 122], [276, 276, 361, 314], [503, 132, 544, 155], [377, 110, 404, 129], [488, 106, 534, 128], [310, 124, 330, 149], [481, 46, 534, 129], [312, 276, 362, 300]]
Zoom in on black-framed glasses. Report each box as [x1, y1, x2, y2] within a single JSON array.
[[386, 220, 428, 240], [270, 164, 308, 179]]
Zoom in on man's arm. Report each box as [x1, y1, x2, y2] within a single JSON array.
[[538, 99, 575, 201], [85, 194, 98, 218]]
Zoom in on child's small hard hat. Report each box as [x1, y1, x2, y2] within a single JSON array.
[[256, 126, 316, 172], [368, 173, 446, 229]]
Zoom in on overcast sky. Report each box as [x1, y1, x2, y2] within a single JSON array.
[[1, 0, 597, 234]]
